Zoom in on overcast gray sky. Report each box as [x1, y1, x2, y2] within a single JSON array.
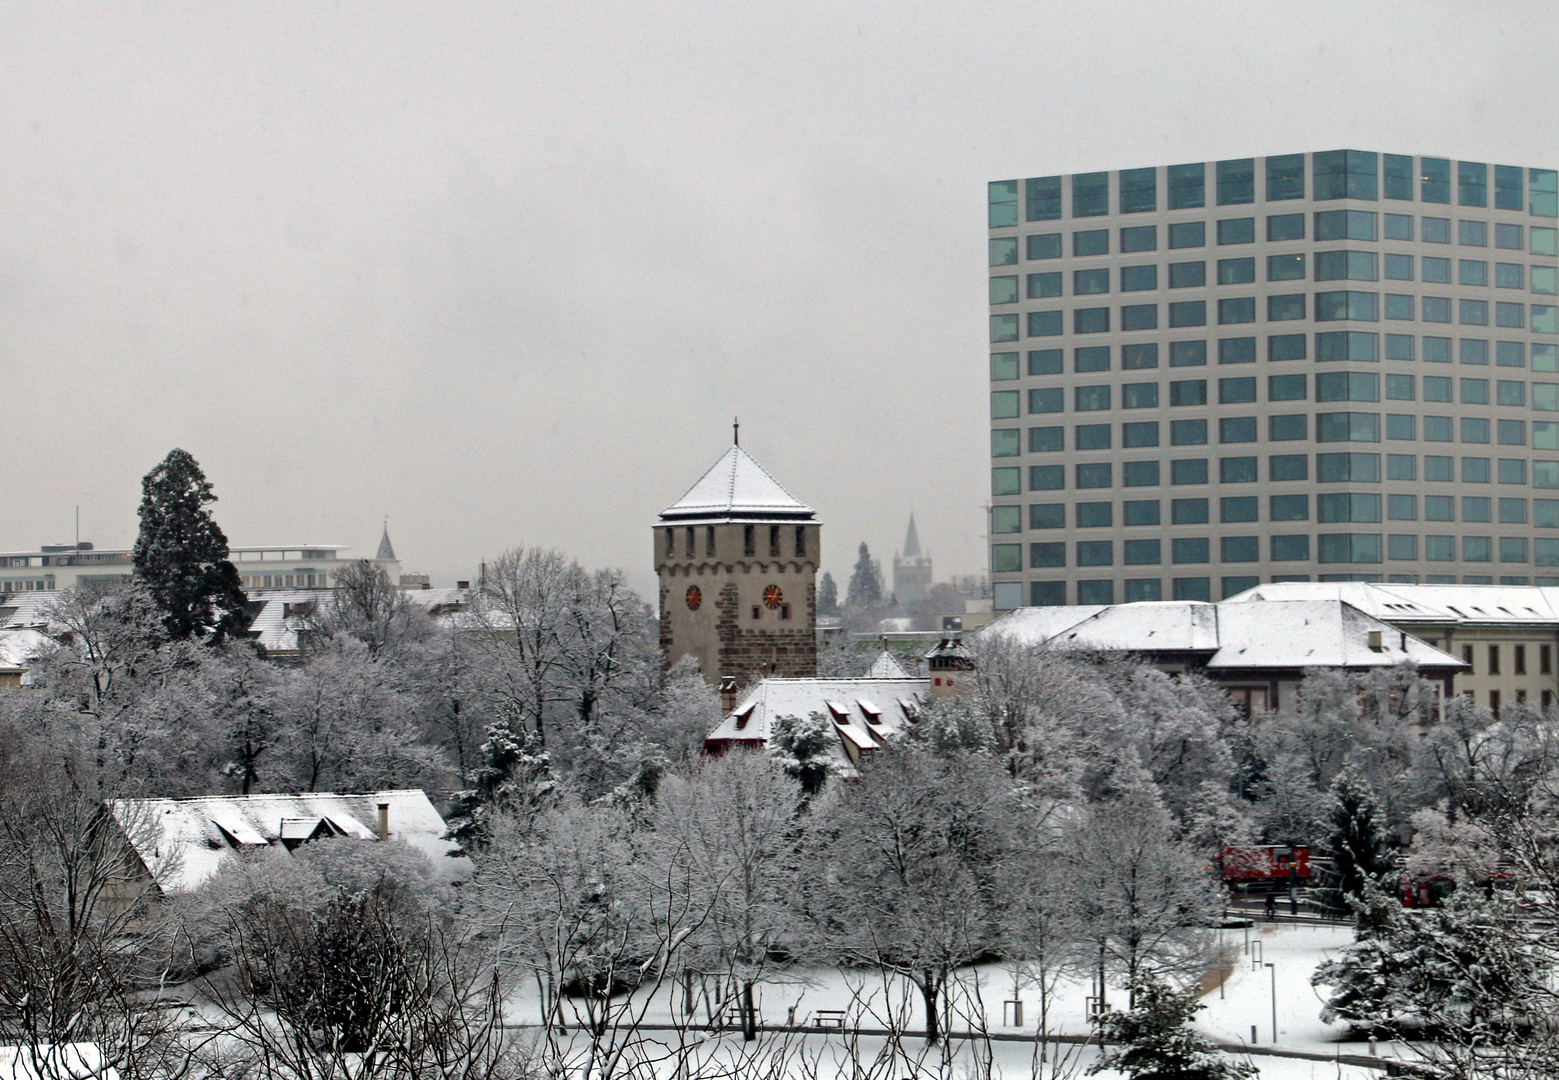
[[1, 1, 1553, 597]]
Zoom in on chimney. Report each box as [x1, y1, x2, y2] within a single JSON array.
[[376, 802, 390, 842], [719, 675, 738, 714]]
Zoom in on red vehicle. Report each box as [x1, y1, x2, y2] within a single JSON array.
[[1218, 845, 1312, 894]]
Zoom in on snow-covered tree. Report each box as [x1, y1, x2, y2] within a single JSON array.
[[1320, 765, 1395, 920], [1090, 977, 1255, 1080], [1314, 880, 1542, 1036], [817, 571, 839, 616], [132, 448, 248, 641], [844, 542, 883, 608], [767, 711, 836, 796]]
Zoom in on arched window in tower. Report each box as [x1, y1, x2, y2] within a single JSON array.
[[769, 525, 781, 556], [794, 526, 806, 557], [744, 525, 755, 556], [706, 526, 716, 556], [686, 527, 696, 557]]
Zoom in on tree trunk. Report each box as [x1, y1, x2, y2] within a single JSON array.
[[741, 980, 757, 1042], [920, 971, 940, 1044]]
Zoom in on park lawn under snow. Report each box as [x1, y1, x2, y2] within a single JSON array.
[[502, 922, 1408, 1077]]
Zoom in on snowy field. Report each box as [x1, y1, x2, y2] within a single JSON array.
[[500, 922, 1419, 1077]]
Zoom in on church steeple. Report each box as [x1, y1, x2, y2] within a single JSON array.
[[376, 522, 397, 562], [903, 514, 922, 559]]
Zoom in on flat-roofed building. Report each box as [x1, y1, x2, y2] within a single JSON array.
[[989, 152, 1559, 612]]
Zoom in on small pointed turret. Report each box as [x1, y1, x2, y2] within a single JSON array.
[[376, 522, 397, 562]]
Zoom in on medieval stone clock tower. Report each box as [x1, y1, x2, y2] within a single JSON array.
[[655, 440, 819, 688]]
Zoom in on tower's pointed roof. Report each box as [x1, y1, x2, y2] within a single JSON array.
[[660, 446, 815, 522], [376, 523, 397, 561], [903, 514, 921, 558]]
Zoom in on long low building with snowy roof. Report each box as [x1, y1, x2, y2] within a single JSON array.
[[1225, 581, 1559, 714], [977, 597, 1465, 717], [107, 788, 464, 896]]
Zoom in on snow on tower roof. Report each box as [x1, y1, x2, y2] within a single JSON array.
[[659, 445, 815, 522]]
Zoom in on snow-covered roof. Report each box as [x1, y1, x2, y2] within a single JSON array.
[[0, 592, 59, 630], [659, 446, 815, 523], [243, 590, 326, 655], [864, 650, 912, 678], [1226, 581, 1559, 627], [978, 599, 1463, 673], [0, 628, 50, 671], [705, 676, 928, 772], [110, 789, 463, 894]]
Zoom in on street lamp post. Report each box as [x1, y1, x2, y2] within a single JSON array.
[[1264, 962, 1276, 1045]]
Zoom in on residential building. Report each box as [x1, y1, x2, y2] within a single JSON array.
[[989, 152, 1559, 611], [107, 789, 463, 896], [976, 597, 1464, 716], [656, 442, 820, 687], [1228, 580, 1559, 711], [704, 669, 927, 771]]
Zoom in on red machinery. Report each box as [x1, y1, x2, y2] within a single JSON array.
[[1218, 845, 1312, 893]]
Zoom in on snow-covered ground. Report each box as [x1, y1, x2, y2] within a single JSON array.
[[502, 922, 1420, 1077]]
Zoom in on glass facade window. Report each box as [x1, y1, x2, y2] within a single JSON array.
[[1170, 379, 1207, 406], [991, 352, 1019, 380], [1316, 250, 1379, 282], [1313, 150, 1378, 201], [1121, 304, 1158, 331], [1218, 297, 1256, 324], [1172, 459, 1209, 485], [1316, 331, 1379, 362], [1217, 158, 1255, 205], [992, 314, 1019, 342], [1072, 172, 1108, 217], [1121, 265, 1157, 292], [1270, 415, 1308, 442], [1028, 311, 1062, 337], [1270, 493, 1309, 520], [1029, 387, 1063, 413], [1025, 177, 1062, 221], [1221, 496, 1258, 522], [1120, 225, 1157, 252], [1384, 254, 1413, 280], [1172, 497, 1209, 524], [1075, 424, 1111, 451], [1422, 158, 1452, 204], [1317, 452, 1381, 482], [1220, 416, 1258, 443], [1074, 229, 1109, 257], [1222, 536, 1260, 562], [1027, 233, 1062, 259], [990, 238, 1018, 265], [1172, 538, 1210, 564], [1029, 426, 1063, 452], [1383, 154, 1414, 200], [1123, 421, 1159, 447], [1317, 371, 1380, 401], [1220, 456, 1258, 483], [1315, 209, 1377, 241], [1218, 218, 1255, 245], [1270, 454, 1309, 481], [1030, 463, 1063, 489], [1386, 334, 1415, 360], [1269, 374, 1308, 401], [1169, 261, 1206, 288], [1496, 223, 1524, 250], [1122, 343, 1159, 370], [1028, 349, 1062, 375], [1028, 271, 1062, 298], [1268, 253, 1306, 281], [1218, 257, 1256, 285], [1534, 169, 1559, 217], [1169, 301, 1207, 327], [1458, 161, 1488, 207], [1460, 220, 1489, 247], [992, 429, 1020, 457], [1384, 213, 1414, 241], [1123, 500, 1161, 525], [1168, 221, 1206, 249], [1270, 333, 1308, 361], [1266, 154, 1306, 201], [1123, 460, 1160, 486], [1318, 533, 1383, 564], [1219, 376, 1258, 403], [1495, 165, 1524, 211], [1122, 382, 1159, 409], [1119, 168, 1157, 214], [1316, 291, 1380, 321], [1268, 213, 1305, 241], [1171, 419, 1208, 445], [1167, 163, 1205, 210], [1075, 307, 1111, 334], [988, 180, 1019, 228], [1076, 541, 1112, 567], [1029, 542, 1065, 568], [1076, 462, 1112, 488], [1171, 340, 1208, 367], [990, 276, 1019, 304], [1495, 263, 1524, 289]]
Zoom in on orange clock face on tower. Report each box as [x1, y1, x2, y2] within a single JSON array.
[[685, 585, 701, 610], [763, 584, 784, 609]]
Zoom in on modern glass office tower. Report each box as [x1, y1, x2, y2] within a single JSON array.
[[987, 152, 1559, 611]]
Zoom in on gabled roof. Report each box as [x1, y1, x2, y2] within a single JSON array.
[[660, 446, 815, 523], [705, 676, 928, 773], [864, 649, 912, 678], [110, 789, 463, 894]]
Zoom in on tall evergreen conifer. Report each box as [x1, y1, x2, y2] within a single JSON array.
[[817, 571, 839, 616], [133, 448, 248, 641], [1322, 765, 1394, 921], [845, 542, 882, 607]]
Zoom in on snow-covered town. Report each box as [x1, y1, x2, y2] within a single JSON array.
[[2, 5, 1556, 1079]]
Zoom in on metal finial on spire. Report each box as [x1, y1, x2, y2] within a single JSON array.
[[733, 417, 739, 446]]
